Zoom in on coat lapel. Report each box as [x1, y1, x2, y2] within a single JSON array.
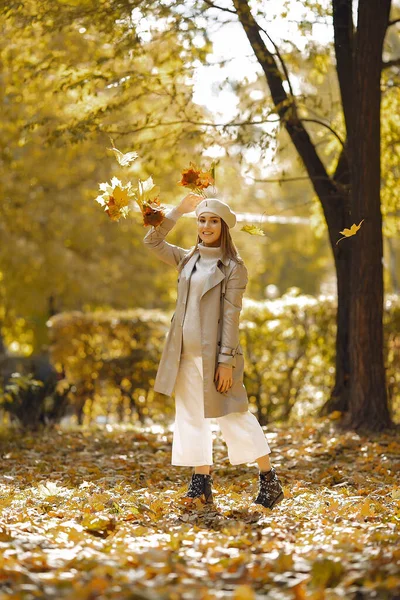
[[181, 252, 199, 280], [201, 265, 225, 299], [181, 250, 228, 299]]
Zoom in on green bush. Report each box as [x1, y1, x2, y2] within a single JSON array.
[[241, 289, 336, 424], [47, 308, 171, 425], [41, 294, 400, 426], [242, 289, 400, 424]]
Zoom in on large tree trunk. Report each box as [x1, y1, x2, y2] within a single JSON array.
[[232, 0, 352, 415], [0, 325, 5, 355], [344, 0, 393, 431], [232, 0, 394, 430]]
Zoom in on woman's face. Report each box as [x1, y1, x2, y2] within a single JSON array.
[[197, 212, 222, 246]]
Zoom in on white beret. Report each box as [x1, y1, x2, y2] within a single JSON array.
[[195, 198, 237, 229]]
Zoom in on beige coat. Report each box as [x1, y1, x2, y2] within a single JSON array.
[[143, 213, 249, 418]]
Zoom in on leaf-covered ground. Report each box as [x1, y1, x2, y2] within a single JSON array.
[[0, 415, 399, 600]]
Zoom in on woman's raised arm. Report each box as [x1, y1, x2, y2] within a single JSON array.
[[143, 194, 203, 269], [143, 206, 187, 268]]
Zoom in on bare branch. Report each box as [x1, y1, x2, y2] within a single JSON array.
[[250, 175, 330, 184], [105, 116, 281, 136], [382, 58, 400, 69], [388, 17, 400, 26], [202, 0, 237, 14], [300, 118, 346, 148], [257, 26, 295, 100]]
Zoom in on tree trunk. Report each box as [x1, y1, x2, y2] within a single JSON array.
[[0, 323, 5, 355], [345, 0, 393, 431], [232, 0, 352, 415], [232, 0, 395, 431]]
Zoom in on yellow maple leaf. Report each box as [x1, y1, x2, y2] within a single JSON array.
[[336, 219, 365, 245], [113, 186, 130, 208], [241, 224, 265, 236], [233, 585, 256, 600], [359, 498, 375, 517]]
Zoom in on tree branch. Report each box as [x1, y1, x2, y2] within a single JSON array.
[[202, 0, 237, 14], [231, 0, 342, 218], [105, 116, 281, 136], [300, 118, 346, 148], [257, 25, 295, 100], [250, 175, 330, 183], [388, 17, 400, 26], [382, 58, 400, 69]]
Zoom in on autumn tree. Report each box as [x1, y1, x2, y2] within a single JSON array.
[[199, 0, 398, 431], [0, 1, 213, 349], [2, 1, 399, 433]]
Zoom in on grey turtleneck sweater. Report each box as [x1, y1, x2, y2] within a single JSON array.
[[166, 207, 222, 358]]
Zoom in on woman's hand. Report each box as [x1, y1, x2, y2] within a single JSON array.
[[215, 364, 233, 393], [177, 193, 204, 215]]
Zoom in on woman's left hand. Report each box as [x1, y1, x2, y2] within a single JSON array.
[[215, 364, 233, 393]]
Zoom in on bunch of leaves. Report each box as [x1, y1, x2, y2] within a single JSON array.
[[177, 161, 216, 197], [134, 176, 164, 227], [96, 145, 166, 226], [95, 177, 133, 222]]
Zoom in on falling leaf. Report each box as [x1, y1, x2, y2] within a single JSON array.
[[108, 139, 138, 166], [336, 219, 365, 245], [241, 224, 265, 236]]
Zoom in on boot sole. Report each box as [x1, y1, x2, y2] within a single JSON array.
[[255, 491, 285, 510]]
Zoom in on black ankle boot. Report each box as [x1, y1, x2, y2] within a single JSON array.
[[183, 472, 214, 504], [254, 467, 284, 509]]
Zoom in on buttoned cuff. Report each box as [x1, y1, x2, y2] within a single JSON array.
[[219, 345, 235, 356], [218, 354, 235, 366]]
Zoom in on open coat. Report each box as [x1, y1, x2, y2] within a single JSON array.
[[143, 212, 249, 418]]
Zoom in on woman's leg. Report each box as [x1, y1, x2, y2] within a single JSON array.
[[171, 354, 213, 467], [256, 454, 272, 472], [217, 410, 284, 509], [216, 410, 272, 466]]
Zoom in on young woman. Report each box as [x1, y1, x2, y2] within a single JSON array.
[[143, 193, 284, 509]]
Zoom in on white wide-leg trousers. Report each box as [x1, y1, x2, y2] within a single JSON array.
[[171, 354, 271, 466]]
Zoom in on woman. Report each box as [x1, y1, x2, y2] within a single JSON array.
[[143, 193, 284, 510]]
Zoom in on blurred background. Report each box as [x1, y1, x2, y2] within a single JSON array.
[[1, 0, 399, 430]]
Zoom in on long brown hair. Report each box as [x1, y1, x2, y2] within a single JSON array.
[[177, 218, 244, 273]]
